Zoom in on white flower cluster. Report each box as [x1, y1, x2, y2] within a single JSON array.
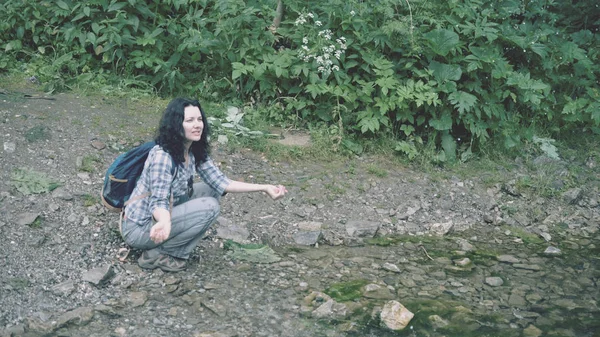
[[295, 13, 347, 78]]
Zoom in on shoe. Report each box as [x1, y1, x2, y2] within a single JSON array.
[[138, 249, 161, 269], [154, 254, 187, 272]]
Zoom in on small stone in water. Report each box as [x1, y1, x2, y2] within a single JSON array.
[[544, 246, 561, 255]]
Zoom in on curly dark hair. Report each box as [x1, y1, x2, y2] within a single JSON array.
[[155, 97, 210, 167]]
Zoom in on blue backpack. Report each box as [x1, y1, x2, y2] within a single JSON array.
[[101, 141, 175, 212]]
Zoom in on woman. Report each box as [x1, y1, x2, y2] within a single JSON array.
[[120, 98, 287, 272]]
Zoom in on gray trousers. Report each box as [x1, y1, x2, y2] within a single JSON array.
[[121, 182, 221, 259]]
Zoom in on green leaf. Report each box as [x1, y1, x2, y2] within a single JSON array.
[[441, 131, 456, 162], [84, 6, 91, 16], [108, 2, 128, 12], [423, 29, 460, 57], [56, 1, 69, 10], [91, 23, 101, 34], [448, 91, 477, 114], [429, 113, 452, 131], [429, 61, 462, 83]]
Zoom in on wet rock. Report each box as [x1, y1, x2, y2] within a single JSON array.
[[543, 246, 561, 255], [485, 277, 504, 287], [523, 324, 543, 337], [345, 220, 379, 237], [15, 212, 40, 226], [562, 188, 582, 205], [201, 300, 227, 317], [82, 265, 115, 286], [539, 232, 551, 242], [497, 255, 520, 264], [513, 264, 542, 271], [312, 299, 347, 319], [457, 238, 475, 252], [380, 300, 414, 331], [428, 314, 449, 329], [453, 258, 472, 267], [508, 293, 527, 307], [382, 263, 400, 273], [363, 284, 395, 300], [429, 221, 453, 236], [293, 231, 322, 245]]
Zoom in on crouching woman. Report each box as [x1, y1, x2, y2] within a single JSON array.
[[120, 98, 287, 272]]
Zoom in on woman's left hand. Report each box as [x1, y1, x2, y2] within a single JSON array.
[[265, 184, 288, 200]]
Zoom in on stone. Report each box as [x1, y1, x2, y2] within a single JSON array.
[[429, 221, 453, 235], [562, 188, 582, 205], [293, 231, 322, 246], [363, 284, 395, 300], [126, 291, 148, 308], [485, 277, 504, 287], [55, 307, 94, 328], [16, 212, 40, 226], [90, 140, 106, 150], [345, 220, 380, 237], [3, 141, 16, 153], [453, 258, 472, 267], [50, 281, 75, 296], [216, 224, 250, 242], [508, 293, 527, 307], [82, 265, 115, 286], [382, 263, 400, 273], [297, 221, 323, 231], [523, 324, 543, 337], [312, 299, 347, 319], [428, 314, 449, 329], [380, 300, 414, 331], [544, 246, 561, 255], [52, 187, 74, 201], [513, 264, 542, 271], [539, 232, 551, 242], [497, 255, 520, 263], [457, 238, 475, 252]]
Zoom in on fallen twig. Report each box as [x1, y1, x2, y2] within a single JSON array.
[[419, 244, 434, 260]]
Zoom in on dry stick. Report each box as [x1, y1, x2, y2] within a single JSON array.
[[419, 244, 434, 260]]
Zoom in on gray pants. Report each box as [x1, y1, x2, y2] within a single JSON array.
[[121, 182, 221, 259]]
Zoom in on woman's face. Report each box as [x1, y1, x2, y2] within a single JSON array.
[[182, 105, 203, 145]]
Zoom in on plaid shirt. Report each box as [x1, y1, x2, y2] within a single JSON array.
[[124, 145, 231, 225]]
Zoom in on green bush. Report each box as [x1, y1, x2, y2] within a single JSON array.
[[1, 0, 598, 157]]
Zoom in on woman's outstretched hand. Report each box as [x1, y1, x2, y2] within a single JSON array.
[[265, 184, 288, 200]]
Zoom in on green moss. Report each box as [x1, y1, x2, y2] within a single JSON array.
[[324, 279, 369, 302], [82, 194, 98, 207], [80, 155, 101, 173], [366, 165, 388, 177], [502, 225, 545, 245]]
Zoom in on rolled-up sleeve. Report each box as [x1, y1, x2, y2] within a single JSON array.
[[198, 157, 231, 196], [148, 149, 175, 212]]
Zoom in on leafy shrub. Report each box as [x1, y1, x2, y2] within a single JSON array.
[[1, 0, 598, 157]]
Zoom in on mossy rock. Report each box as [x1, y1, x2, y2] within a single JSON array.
[[324, 279, 369, 302]]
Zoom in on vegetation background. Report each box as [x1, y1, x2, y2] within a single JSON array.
[[1, 0, 598, 164]]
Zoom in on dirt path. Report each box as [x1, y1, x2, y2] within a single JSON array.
[[0, 89, 598, 337]]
